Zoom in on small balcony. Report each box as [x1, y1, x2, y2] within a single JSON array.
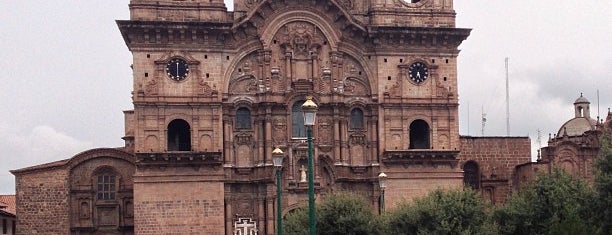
[[382, 149, 459, 168]]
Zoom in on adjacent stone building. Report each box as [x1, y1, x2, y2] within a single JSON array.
[[516, 95, 612, 188], [11, 1, 535, 234]]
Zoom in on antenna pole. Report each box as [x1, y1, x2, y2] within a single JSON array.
[[505, 57, 510, 136], [481, 105, 486, 136], [467, 102, 470, 136]]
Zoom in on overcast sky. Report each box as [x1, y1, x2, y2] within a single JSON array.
[[1, 1, 610, 194]]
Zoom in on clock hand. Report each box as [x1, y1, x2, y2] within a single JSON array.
[[176, 62, 179, 79]]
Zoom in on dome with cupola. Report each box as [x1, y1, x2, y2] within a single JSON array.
[[557, 94, 597, 137]]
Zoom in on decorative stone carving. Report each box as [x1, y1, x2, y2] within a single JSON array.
[[338, 0, 354, 10], [318, 117, 332, 143], [234, 132, 254, 146], [272, 117, 287, 144], [198, 79, 217, 97], [281, 22, 322, 59], [145, 77, 159, 95], [349, 132, 367, 146]]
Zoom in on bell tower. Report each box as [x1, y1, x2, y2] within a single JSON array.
[[118, 0, 231, 234]]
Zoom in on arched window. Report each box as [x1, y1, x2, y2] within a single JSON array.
[[236, 107, 252, 129], [168, 119, 191, 151], [409, 120, 430, 149], [350, 108, 364, 129], [97, 174, 116, 200], [463, 161, 480, 189], [292, 101, 306, 138]]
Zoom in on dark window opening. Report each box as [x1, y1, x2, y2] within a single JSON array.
[[350, 108, 364, 129], [97, 175, 116, 200], [236, 107, 252, 129], [464, 161, 480, 189], [3, 219, 6, 234], [168, 119, 191, 151], [145, 72, 148, 77], [292, 101, 306, 138], [409, 120, 430, 149]]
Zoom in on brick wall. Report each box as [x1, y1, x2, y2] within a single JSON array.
[[134, 181, 224, 235], [14, 167, 69, 235], [459, 136, 531, 203], [383, 164, 463, 210]]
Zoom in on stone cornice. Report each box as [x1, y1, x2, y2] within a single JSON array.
[[368, 26, 471, 50]]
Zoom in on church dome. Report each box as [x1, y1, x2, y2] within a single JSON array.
[[574, 95, 590, 104], [557, 94, 596, 137], [557, 117, 596, 137]]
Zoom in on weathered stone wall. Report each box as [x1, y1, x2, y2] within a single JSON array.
[[134, 181, 224, 235], [459, 136, 531, 204], [14, 167, 69, 235]]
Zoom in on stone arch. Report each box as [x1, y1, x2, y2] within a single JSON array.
[[167, 119, 192, 151], [68, 148, 135, 170], [282, 202, 307, 217], [409, 119, 431, 149], [221, 41, 263, 94], [319, 155, 337, 190]]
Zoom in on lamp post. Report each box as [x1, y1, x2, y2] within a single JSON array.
[[302, 96, 318, 235], [272, 147, 284, 235], [378, 172, 387, 214]]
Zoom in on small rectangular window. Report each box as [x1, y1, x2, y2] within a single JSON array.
[[97, 175, 116, 200], [2, 219, 6, 234]]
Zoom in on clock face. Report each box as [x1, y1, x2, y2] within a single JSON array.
[[408, 62, 429, 84], [166, 58, 189, 81]]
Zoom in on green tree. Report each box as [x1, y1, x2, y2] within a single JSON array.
[[494, 169, 595, 235], [386, 188, 492, 235], [283, 192, 383, 235], [593, 132, 612, 234]]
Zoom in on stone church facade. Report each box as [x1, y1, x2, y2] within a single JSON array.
[[11, 0, 537, 234]]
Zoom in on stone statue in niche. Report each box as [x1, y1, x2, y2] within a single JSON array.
[[300, 165, 307, 182]]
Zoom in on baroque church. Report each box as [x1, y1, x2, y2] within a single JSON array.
[[12, 0, 610, 234]]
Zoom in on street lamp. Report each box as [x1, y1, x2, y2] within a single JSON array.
[[302, 96, 318, 235], [272, 147, 284, 235], [378, 172, 388, 214]]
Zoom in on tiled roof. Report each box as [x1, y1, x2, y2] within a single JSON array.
[[0, 195, 16, 216]]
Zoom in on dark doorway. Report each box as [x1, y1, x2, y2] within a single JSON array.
[[409, 120, 430, 149], [168, 119, 191, 151], [463, 161, 480, 189]]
